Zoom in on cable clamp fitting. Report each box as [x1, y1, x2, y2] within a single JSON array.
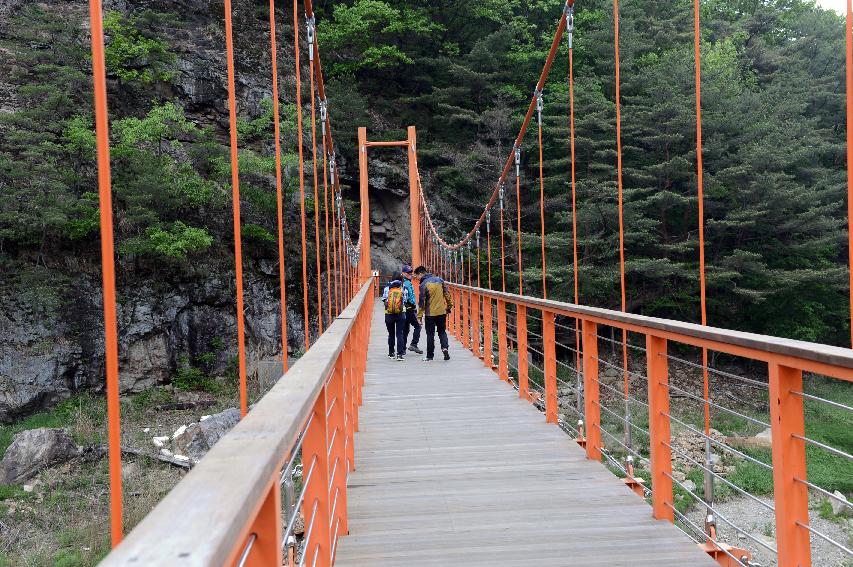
[[499, 183, 505, 211], [565, 3, 574, 48], [476, 229, 481, 248], [319, 98, 327, 135], [486, 210, 491, 233], [514, 145, 521, 177], [306, 16, 316, 60], [535, 88, 544, 125]]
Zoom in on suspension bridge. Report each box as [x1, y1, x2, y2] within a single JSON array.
[[61, 0, 853, 565]]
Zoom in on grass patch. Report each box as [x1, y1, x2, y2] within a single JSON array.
[[0, 393, 105, 455]]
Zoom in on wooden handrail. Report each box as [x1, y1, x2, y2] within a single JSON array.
[[451, 283, 853, 381], [100, 279, 375, 566]]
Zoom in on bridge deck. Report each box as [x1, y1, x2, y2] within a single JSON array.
[[334, 301, 717, 566]]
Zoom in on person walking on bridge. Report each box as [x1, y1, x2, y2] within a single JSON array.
[[381, 277, 409, 361], [414, 266, 453, 361], [400, 265, 423, 355]]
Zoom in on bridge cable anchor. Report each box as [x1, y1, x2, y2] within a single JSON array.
[[621, 454, 645, 498]]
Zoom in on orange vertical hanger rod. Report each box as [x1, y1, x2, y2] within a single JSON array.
[[536, 90, 548, 298], [694, 0, 710, 433], [847, 0, 853, 348], [613, 0, 630, 412], [308, 20, 323, 335], [224, 0, 249, 418], [87, 0, 123, 545], [269, 0, 288, 373], [515, 146, 523, 295], [293, 0, 310, 349], [568, 4, 581, 378]]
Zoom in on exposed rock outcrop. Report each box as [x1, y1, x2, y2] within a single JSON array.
[[0, 428, 80, 484]]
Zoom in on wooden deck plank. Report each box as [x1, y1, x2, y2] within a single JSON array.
[[334, 301, 717, 566]]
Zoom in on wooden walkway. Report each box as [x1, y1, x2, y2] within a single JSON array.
[[334, 301, 718, 566]]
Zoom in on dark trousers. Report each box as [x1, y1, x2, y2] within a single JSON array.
[[404, 308, 421, 346], [424, 314, 449, 360], [385, 313, 407, 356]]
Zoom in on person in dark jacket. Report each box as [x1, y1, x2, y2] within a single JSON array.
[[400, 265, 422, 354], [414, 266, 453, 361]]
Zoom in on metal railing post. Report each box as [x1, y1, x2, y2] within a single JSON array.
[[344, 336, 356, 468], [328, 355, 349, 544], [517, 305, 529, 400], [301, 387, 332, 566], [472, 292, 481, 358], [483, 297, 494, 368], [543, 310, 557, 423], [582, 320, 602, 460], [497, 299, 509, 381], [647, 334, 673, 521], [240, 477, 282, 566], [462, 290, 470, 348], [769, 362, 811, 567]]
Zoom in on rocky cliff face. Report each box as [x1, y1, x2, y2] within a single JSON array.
[[0, 267, 306, 422]]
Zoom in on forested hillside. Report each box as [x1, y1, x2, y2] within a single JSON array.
[[315, 0, 849, 344], [0, 0, 849, 420]]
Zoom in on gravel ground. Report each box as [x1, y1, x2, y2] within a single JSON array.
[[684, 494, 852, 566]]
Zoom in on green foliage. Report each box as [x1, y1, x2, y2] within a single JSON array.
[[0, 394, 104, 455], [120, 221, 213, 259], [103, 11, 175, 85]]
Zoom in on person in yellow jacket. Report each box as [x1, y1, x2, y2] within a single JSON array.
[[414, 266, 453, 361]]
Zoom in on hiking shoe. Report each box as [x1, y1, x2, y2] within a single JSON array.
[[388, 353, 395, 359], [408, 344, 423, 354], [422, 356, 432, 362], [442, 349, 450, 361], [395, 355, 405, 361]]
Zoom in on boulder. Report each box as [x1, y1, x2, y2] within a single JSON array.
[[172, 408, 240, 462], [0, 428, 80, 484], [830, 491, 852, 517], [726, 427, 772, 451]]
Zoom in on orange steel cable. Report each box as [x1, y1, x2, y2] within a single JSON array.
[[88, 0, 123, 545], [420, 8, 570, 252], [613, 0, 630, 443], [322, 114, 332, 326], [293, 0, 310, 349], [537, 93, 548, 298], [847, 0, 853, 348], [269, 0, 288, 373], [694, 0, 710, 435], [224, 0, 249, 418], [308, 32, 323, 335], [569, 12, 581, 380], [515, 147, 523, 294]]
